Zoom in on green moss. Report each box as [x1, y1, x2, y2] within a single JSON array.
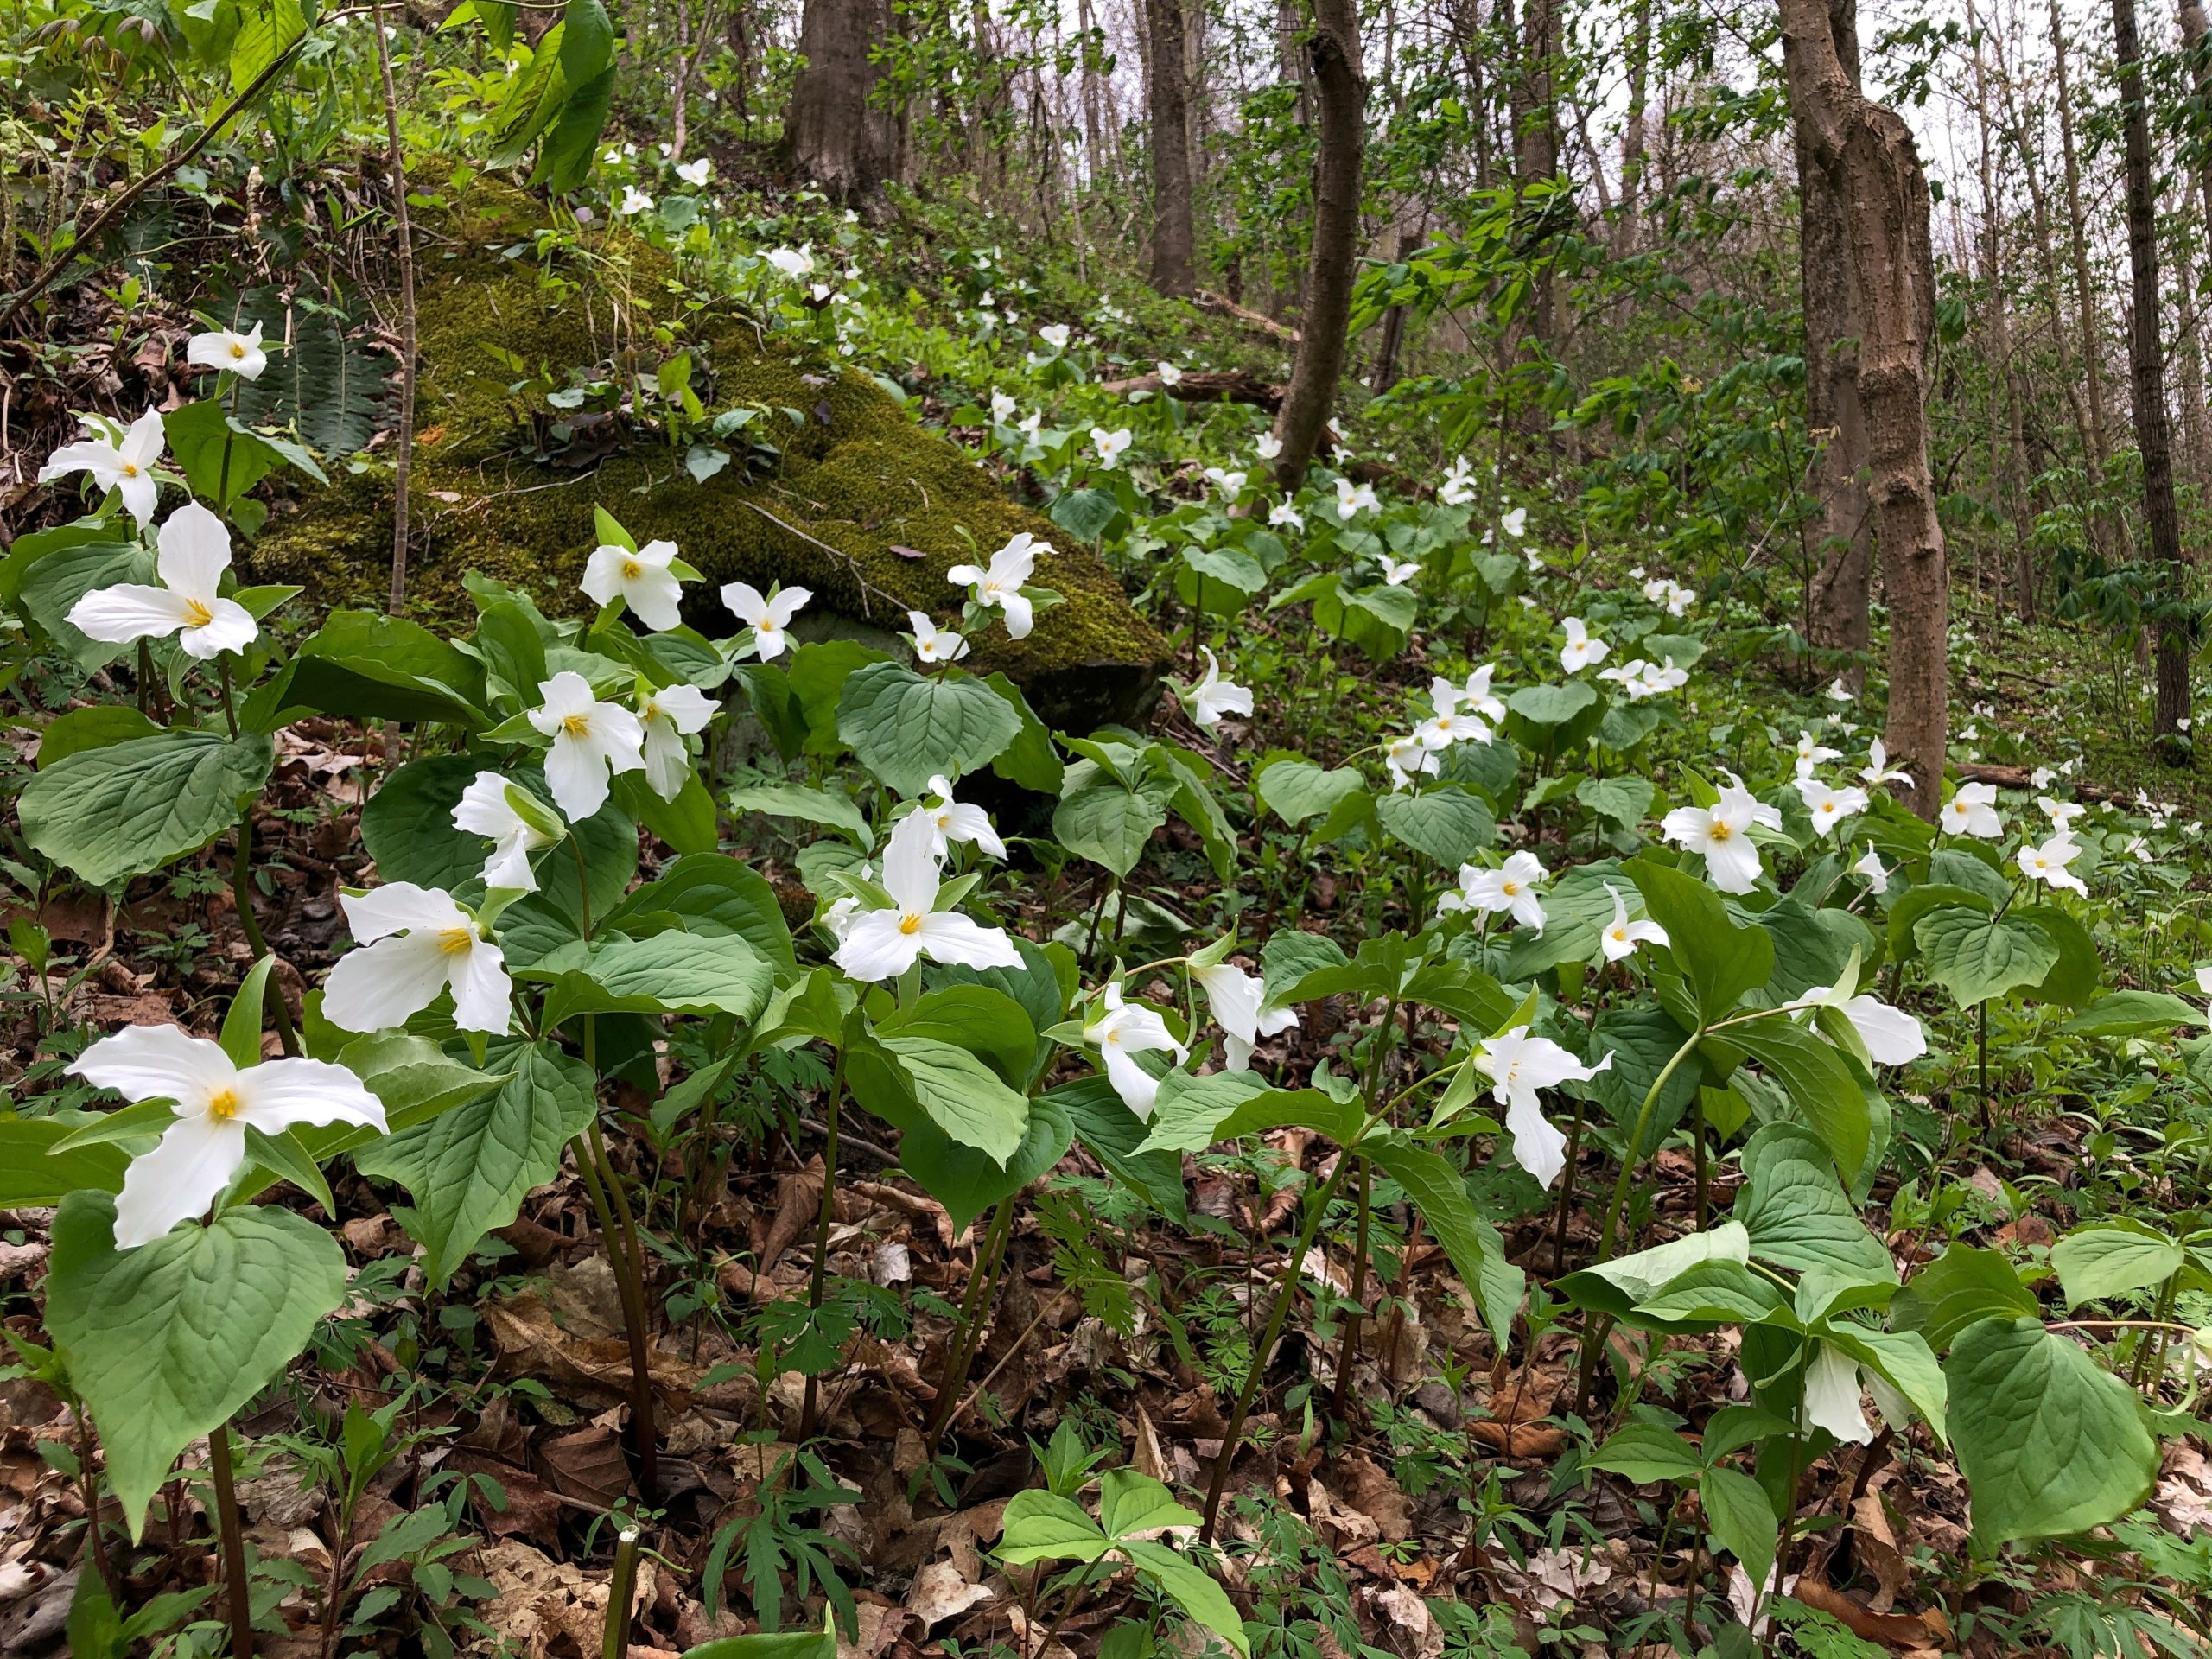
[[249, 181, 1167, 722]]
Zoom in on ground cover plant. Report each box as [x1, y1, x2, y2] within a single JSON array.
[[12, 3, 2212, 1658]]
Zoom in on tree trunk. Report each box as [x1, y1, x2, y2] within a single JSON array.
[[1618, 0, 1655, 251], [1796, 0, 1872, 671], [784, 0, 902, 206], [2051, 2, 2112, 468], [1966, 0, 2032, 623], [1270, 0, 1366, 490], [1145, 0, 1197, 295], [1781, 0, 1948, 817], [2113, 0, 2195, 745]]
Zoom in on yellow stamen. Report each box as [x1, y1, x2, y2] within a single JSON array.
[[207, 1088, 240, 1121], [621, 558, 643, 580], [120, 462, 140, 477], [183, 598, 214, 627], [898, 912, 923, 935], [561, 714, 591, 737], [229, 341, 247, 359], [1708, 822, 1732, 841], [438, 926, 475, 955]]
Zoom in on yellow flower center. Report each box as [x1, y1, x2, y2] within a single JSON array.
[[621, 558, 643, 579], [120, 462, 140, 477], [1708, 822, 1732, 841], [1611, 927, 1628, 942], [561, 714, 591, 738], [229, 340, 247, 359], [898, 912, 923, 936], [207, 1088, 240, 1121], [1502, 881, 1520, 897], [183, 598, 214, 627], [438, 926, 475, 955]]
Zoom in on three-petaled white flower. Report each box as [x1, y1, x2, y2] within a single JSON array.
[[2039, 796, 2087, 834], [1380, 556, 1421, 587], [765, 245, 813, 277], [2018, 833, 2088, 897], [1187, 646, 1252, 729], [1440, 851, 1550, 932], [638, 683, 717, 800], [67, 501, 257, 660], [1803, 1342, 1877, 1445], [832, 808, 1024, 982], [1156, 360, 1183, 386], [721, 580, 811, 660], [582, 538, 687, 632], [1473, 1026, 1612, 1189], [1255, 432, 1284, 461], [1853, 844, 1891, 893], [1793, 978, 1926, 1066], [1084, 982, 1189, 1117], [1826, 677, 1856, 702], [617, 186, 654, 216], [39, 408, 167, 528], [453, 771, 561, 893], [1661, 775, 1783, 893], [1499, 506, 1528, 537], [1190, 944, 1298, 1071], [1859, 739, 1912, 791], [1796, 777, 1870, 837], [949, 532, 1046, 639], [1038, 323, 1071, 351], [1795, 732, 1843, 775], [907, 609, 970, 664], [188, 322, 268, 381], [1384, 733, 1439, 791], [1439, 457, 1477, 506], [1091, 426, 1133, 467], [1204, 467, 1246, 498], [327, 884, 515, 1035], [1599, 883, 1669, 962], [68, 1025, 385, 1249], [1416, 677, 1489, 749], [1334, 476, 1379, 520], [676, 157, 712, 187], [1559, 617, 1609, 674], [1459, 664, 1507, 723], [527, 671, 645, 821], [1941, 781, 2003, 838], [918, 773, 1007, 860], [1268, 499, 1305, 531]]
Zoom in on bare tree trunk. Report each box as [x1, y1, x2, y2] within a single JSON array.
[[372, 0, 416, 613], [1078, 0, 1108, 185], [1797, 0, 1872, 670], [1516, 0, 1560, 347], [1145, 0, 1197, 294], [785, 0, 902, 206], [1966, 0, 2032, 623], [2113, 0, 2195, 745], [1781, 0, 1948, 817], [1618, 0, 1654, 251], [2052, 2, 2113, 467], [1270, 0, 1366, 488]]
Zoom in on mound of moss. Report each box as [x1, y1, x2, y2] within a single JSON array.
[[248, 182, 1168, 732]]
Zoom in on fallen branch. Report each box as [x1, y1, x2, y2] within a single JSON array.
[[1194, 289, 1300, 343], [1097, 369, 1286, 411]]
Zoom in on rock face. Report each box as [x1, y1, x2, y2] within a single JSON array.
[[249, 184, 1168, 733]]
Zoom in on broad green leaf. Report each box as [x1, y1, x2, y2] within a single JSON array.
[[1122, 1538, 1251, 1656], [836, 662, 1020, 796], [1365, 1138, 1521, 1341], [900, 1096, 1074, 1237], [46, 1193, 346, 1538], [1099, 1468, 1199, 1539], [597, 855, 798, 981], [877, 1035, 1032, 1165], [353, 1043, 596, 1287], [996, 1489, 1110, 1563], [2050, 1220, 2186, 1308], [1698, 1465, 1777, 1590], [1627, 856, 1774, 1023], [1376, 785, 1497, 867], [535, 930, 775, 1027], [1252, 753, 1368, 830], [1592, 1421, 1705, 1484], [34, 705, 162, 769], [1054, 760, 1173, 878], [1589, 1222, 1751, 1301], [727, 782, 872, 849], [1819, 1324, 1948, 1440], [1636, 1261, 1793, 1325], [15, 537, 151, 671], [982, 671, 1065, 793], [878, 986, 1039, 1091], [21, 729, 274, 887], [2016, 904, 2101, 1007], [1891, 1244, 2042, 1352], [1050, 1076, 1188, 1222], [680, 1610, 838, 1659], [1726, 1015, 1874, 1184], [242, 609, 486, 730], [1914, 908, 2060, 1007], [1945, 1317, 2159, 1546], [1576, 774, 1654, 829], [1734, 1124, 1895, 1285], [0, 1115, 130, 1205], [328, 1033, 501, 1141], [2061, 991, 2209, 1037]]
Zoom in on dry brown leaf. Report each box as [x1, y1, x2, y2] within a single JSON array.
[[905, 1561, 994, 1630], [535, 1425, 632, 1509], [1849, 1492, 1910, 1612], [1792, 1578, 1949, 1650], [1333, 1453, 1414, 1542], [1467, 1421, 1566, 1457], [484, 1288, 707, 1409]]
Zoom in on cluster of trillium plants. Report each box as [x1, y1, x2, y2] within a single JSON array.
[[5, 310, 2207, 1656]]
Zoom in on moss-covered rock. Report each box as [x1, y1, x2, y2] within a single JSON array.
[[248, 182, 1168, 733]]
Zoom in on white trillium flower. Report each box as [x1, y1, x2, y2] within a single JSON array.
[[1018, 410, 1044, 435], [1793, 978, 1926, 1066], [1255, 432, 1284, 461], [1474, 1026, 1613, 1189], [1187, 647, 1253, 729], [1803, 1341, 1876, 1445], [1380, 556, 1421, 586], [833, 809, 1024, 982], [1795, 731, 1843, 774], [1661, 775, 1783, 894], [1091, 426, 1133, 467], [1459, 664, 1507, 723], [39, 407, 167, 527], [1559, 617, 1609, 674], [1190, 948, 1298, 1071], [1384, 733, 1439, 791], [67, 1025, 385, 1249], [766, 245, 813, 277], [1795, 776, 1870, 837], [2031, 766, 2056, 790], [949, 532, 1047, 639], [617, 186, 654, 216], [1156, 359, 1183, 385], [67, 501, 257, 660], [327, 884, 515, 1035], [453, 771, 561, 893], [1333, 476, 1379, 519], [1083, 982, 1189, 1118], [1440, 851, 1550, 932], [1038, 323, 1071, 351], [1640, 658, 1689, 696], [721, 580, 811, 660], [188, 321, 268, 381], [989, 390, 1018, 423], [582, 537, 686, 632], [1439, 458, 1478, 506], [2039, 796, 2087, 833], [1499, 505, 1528, 537], [2018, 833, 2088, 897], [1523, 547, 1546, 575], [526, 671, 646, 821], [918, 773, 1007, 859], [1203, 466, 1247, 498], [1416, 677, 1489, 749], [1852, 844, 1891, 893], [1859, 739, 1912, 791], [1599, 883, 1669, 962], [1941, 781, 2004, 838], [1826, 677, 1856, 702], [907, 609, 970, 665], [1268, 499, 1305, 531], [638, 683, 717, 800], [676, 157, 712, 186]]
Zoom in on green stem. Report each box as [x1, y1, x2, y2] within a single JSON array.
[[1328, 1161, 1373, 1422], [602, 1525, 640, 1659], [574, 1112, 658, 1501], [1595, 1028, 1705, 1264], [209, 1421, 254, 1659], [570, 836, 594, 939], [928, 1195, 1015, 1446], [798, 1039, 849, 1443], [1200, 1154, 1354, 1542]]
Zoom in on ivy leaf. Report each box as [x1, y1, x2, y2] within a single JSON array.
[[45, 1193, 347, 1540]]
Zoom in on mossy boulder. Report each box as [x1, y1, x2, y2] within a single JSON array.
[[248, 182, 1168, 733]]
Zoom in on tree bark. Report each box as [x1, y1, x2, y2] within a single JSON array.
[[2113, 0, 2195, 744], [1796, 0, 1872, 671], [1145, 0, 1197, 295], [1618, 0, 1655, 251], [784, 0, 902, 206], [1781, 0, 1948, 817], [1270, 0, 1366, 489], [2051, 2, 2113, 469]]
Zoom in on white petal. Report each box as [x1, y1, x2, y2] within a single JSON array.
[[1803, 1344, 1874, 1444], [545, 733, 613, 820], [446, 941, 515, 1035], [1000, 591, 1035, 639], [67, 583, 195, 645], [177, 597, 257, 659], [1846, 996, 1927, 1066], [1504, 1092, 1569, 1188], [155, 502, 232, 601], [1194, 961, 1265, 1045], [721, 581, 769, 627], [879, 810, 944, 912], [235, 1057, 388, 1133], [37, 439, 124, 487], [834, 912, 925, 982], [118, 469, 160, 529], [624, 565, 685, 631], [322, 932, 453, 1032], [915, 912, 1025, 970], [481, 831, 540, 893], [1703, 835, 1764, 894], [119, 408, 167, 468], [766, 587, 813, 627], [69, 1023, 236, 1104], [340, 882, 467, 943], [642, 721, 690, 800], [941, 802, 1006, 858], [113, 1116, 247, 1249], [1102, 1042, 1163, 1118]]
